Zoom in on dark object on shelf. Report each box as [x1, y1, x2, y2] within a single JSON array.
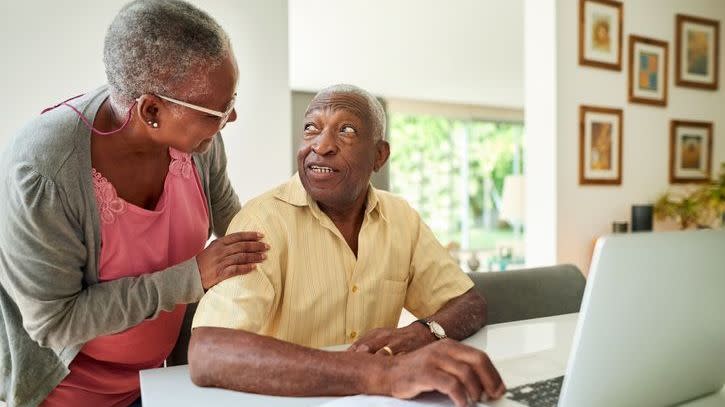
[[632, 205, 653, 232], [612, 221, 628, 233]]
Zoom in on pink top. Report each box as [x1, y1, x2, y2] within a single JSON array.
[[42, 148, 209, 407]]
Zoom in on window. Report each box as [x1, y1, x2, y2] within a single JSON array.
[[388, 110, 525, 268]]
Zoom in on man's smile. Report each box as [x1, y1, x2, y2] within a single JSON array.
[[305, 162, 341, 182]]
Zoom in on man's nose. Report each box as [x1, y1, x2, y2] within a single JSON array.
[[312, 130, 337, 155]]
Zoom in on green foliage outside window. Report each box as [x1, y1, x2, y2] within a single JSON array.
[[389, 113, 524, 250]]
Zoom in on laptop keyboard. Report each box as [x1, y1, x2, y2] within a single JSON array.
[[504, 375, 564, 407]]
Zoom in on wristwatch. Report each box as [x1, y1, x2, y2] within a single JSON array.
[[415, 319, 447, 340]]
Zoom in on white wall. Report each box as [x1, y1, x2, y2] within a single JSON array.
[[288, 0, 523, 109], [0, 1, 114, 144], [527, 0, 725, 272], [0, 0, 291, 205], [523, 0, 558, 267], [204, 0, 291, 203]]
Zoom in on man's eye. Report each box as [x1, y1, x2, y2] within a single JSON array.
[[341, 125, 356, 134], [304, 123, 319, 132]]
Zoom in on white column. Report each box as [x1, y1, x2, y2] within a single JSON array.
[[523, 0, 558, 267]]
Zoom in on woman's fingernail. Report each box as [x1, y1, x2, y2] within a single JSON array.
[[261, 253, 267, 259], [265, 243, 271, 249], [257, 232, 265, 238]]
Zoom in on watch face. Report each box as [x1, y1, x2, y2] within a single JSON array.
[[429, 321, 446, 338]]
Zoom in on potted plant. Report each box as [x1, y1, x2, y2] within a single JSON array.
[[694, 162, 725, 222], [654, 163, 725, 229]]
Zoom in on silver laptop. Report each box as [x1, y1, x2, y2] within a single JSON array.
[[504, 230, 725, 407]]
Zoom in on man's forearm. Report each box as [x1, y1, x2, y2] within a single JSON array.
[[420, 289, 487, 341], [189, 327, 389, 396]]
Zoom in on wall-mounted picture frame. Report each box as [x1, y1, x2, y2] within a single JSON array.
[[579, 0, 623, 71], [579, 105, 623, 185], [675, 14, 720, 90], [670, 120, 713, 184], [628, 35, 668, 106]]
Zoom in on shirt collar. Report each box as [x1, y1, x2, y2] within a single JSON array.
[[275, 173, 388, 223]]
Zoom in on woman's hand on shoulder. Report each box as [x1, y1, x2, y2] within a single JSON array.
[[196, 231, 269, 290]]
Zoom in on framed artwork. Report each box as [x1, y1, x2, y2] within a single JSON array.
[[579, 0, 623, 71], [669, 120, 713, 183], [579, 105, 623, 185], [675, 14, 720, 90], [628, 35, 668, 106]]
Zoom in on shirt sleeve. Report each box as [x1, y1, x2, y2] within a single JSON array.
[[403, 210, 474, 319], [191, 209, 281, 332]]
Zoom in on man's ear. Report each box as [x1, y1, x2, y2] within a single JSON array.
[[373, 140, 390, 172]]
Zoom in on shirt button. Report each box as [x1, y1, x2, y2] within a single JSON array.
[[351, 285, 358, 293], [350, 331, 357, 339]]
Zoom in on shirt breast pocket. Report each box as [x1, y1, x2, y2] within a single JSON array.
[[374, 278, 408, 328]]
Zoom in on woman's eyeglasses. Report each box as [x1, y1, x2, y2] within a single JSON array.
[[156, 93, 237, 129]]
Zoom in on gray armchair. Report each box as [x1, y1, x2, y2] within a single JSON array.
[[469, 264, 586, 325]]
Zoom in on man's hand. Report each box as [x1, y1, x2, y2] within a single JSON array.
[[374, 339, 506, 407], [196, 231, 269, 290], [347, 323, 434, 355]]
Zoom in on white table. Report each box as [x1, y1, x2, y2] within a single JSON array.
[[140, 313, 725, 406]]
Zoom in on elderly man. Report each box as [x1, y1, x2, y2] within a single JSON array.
[[189, 84, 505, 406]]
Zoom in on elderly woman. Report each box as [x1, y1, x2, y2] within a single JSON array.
[[0, 1, 268, 406]]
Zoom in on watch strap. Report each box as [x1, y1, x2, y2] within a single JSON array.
[[413, 318, 429, 327]]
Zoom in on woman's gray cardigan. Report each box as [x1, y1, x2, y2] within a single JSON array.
[[0, 86, 241, 406]]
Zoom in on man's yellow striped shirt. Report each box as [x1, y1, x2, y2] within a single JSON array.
[[192, 174, 474, 348]]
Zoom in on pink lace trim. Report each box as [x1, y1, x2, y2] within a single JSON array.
[[91, 169, 127, 224], [169, 148, 193, 179], [92, 149, 193, 224]]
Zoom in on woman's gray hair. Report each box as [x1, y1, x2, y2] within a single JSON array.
[[310, 84, 387, 142], [104, 0, 230, 111]]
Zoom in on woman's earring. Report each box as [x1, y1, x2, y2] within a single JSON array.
[[147, 121, 159, 128]]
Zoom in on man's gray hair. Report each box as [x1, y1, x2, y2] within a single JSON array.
[[311, 84, 387, 142], [104, 0, 230, 111]]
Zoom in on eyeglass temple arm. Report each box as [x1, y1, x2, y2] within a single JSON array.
[[154, 95, 226, 117]]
